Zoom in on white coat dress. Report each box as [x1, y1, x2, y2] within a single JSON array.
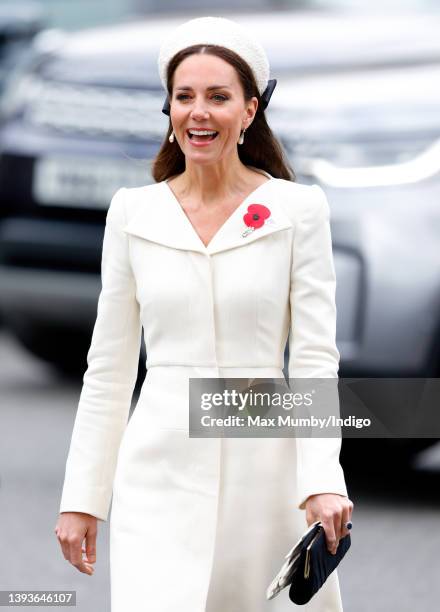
[[59, 166, 349, 612]]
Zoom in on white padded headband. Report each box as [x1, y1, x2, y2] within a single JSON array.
[[157, 16, 270, 97]]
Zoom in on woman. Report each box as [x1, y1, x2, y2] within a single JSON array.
[[55, 16, 354, 612]]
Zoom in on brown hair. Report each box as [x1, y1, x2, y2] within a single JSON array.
[[151, 44, 296, 183]]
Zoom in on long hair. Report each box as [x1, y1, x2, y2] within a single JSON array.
[[151, 44, 296, 183]]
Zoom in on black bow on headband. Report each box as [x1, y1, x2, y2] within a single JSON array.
[[161, 78, 277, 116]]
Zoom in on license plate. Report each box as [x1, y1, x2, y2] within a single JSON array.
[[32, 155, 152, 209]]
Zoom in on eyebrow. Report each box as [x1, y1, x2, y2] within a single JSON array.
[[175, 85, 232, 91]]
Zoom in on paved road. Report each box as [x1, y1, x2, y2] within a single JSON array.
[[0, 329, 439, 611]]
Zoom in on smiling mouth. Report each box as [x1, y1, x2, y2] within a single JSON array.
[[187, 131, 219, 141]]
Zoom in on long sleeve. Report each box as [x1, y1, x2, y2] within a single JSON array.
[[59, 187, 142, 521], [288, 184, 348, 510]]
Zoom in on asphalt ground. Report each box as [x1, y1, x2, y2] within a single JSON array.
[[1, 329, 439, 611]]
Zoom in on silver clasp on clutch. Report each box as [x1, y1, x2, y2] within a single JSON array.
[[304, 529, 322, 579]]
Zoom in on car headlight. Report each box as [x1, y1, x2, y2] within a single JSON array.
[[295, 138, 440, 187], [0, 31, 65, 123], [0, 72, 44, 121], [268, 103, 440, 188]]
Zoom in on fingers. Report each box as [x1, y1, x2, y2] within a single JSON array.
[[340, 499, 354, 538], [84, 528, 97, 565], [321, 512, 338, 555], [304, 494, 354, 556], [69, 534, 95, 575], [82, 548, 95, 574], [55, 515, 97, 575], [55, 525, 72, 566]]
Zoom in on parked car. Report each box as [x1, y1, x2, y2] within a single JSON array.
[[0, 6, 438, 465]]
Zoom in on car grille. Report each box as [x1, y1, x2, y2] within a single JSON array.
[[23, 79, 168, 141]]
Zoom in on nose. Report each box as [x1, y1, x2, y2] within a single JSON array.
[[190, 96, 209, 119]]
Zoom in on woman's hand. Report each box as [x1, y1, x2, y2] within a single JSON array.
[[54, 512, 98, 575], [304, 493, 353, 555]]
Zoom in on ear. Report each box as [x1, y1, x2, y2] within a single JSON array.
[[244, 96, 258, 126]]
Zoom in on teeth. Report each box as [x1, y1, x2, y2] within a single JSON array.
[[188, 129, 217, 136]]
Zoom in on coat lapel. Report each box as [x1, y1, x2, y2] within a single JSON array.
[[122, 178, 292, 256]]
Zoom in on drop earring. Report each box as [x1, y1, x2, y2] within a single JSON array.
[[238, 128, 246, 145], [169, 130, 175, 143]]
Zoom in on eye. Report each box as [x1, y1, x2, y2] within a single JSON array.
[[175, 94, 228, 101]]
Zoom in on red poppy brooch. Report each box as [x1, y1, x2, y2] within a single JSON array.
[[242, 203, 273, 237]]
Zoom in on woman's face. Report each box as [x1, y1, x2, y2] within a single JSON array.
[[170, 53, 258, 164]]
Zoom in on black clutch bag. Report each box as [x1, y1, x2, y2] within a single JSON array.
[[266, 521, 351, 605]]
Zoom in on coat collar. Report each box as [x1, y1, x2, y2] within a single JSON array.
[[122, 176, 293, 256]]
